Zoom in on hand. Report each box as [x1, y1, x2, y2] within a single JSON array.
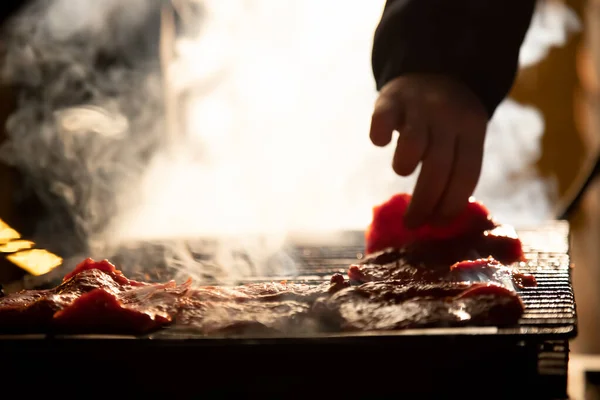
[[369, 74, 489, 229]]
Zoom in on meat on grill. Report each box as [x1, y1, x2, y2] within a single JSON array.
[[314, 280, 525, 331], [335, 249, 535, 331], [0, 258, 190, 334], [365, 193, 525, 264], [0, 256, 529, 334], [0, 258, 347, 335], [0, 190, 535, 337], [348, 250, 536, 289], [173, 277, 348, 335], [316, 192, 536, 332]]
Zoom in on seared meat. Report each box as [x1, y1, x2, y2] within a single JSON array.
[[0, 194, 535, 339], [0, 258, 344, 335], [176, 295, 314, 335], [349, 250, 536, 289], [314, 281, 525, 331], [172, 274, 349, 335], [0, 259, 189, 334]]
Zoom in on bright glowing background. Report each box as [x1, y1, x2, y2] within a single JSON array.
[[115, 0, 579, 243], [0, 1, 581, 281]]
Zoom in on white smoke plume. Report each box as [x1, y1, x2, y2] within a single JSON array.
[[519, 0, 581, 69], [0, 0, 164, 256], [0, 0, 580, 284], [481, 0, 581, 224]]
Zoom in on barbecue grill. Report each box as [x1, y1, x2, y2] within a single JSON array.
[[0, 221, 577, 399]]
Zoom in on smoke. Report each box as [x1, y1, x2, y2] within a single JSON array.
[[0, 0, 164, 257], [479, 0, 581, 224], [519, 0, 581, 69], [0, 0, 580, 284]]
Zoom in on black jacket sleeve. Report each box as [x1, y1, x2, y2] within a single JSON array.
[[372, 0, 536, 118]]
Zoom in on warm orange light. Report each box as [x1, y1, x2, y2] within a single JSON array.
[[0, 218, 63, 276], [0, 240, 34, 253], [0, 220, 21, 243], [6, 250, 63, 277]]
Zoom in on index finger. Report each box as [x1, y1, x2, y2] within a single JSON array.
[[403, 131, 456, 229], [370, 95, 404, 147]]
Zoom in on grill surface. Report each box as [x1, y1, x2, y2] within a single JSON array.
[[0, 221, 577, 399], [280, 221, 577, 339]]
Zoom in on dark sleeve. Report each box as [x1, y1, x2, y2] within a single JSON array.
[[372, 0, 536, 118]]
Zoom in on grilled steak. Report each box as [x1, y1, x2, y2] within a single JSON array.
[[173, 278, 348, 335], [0, 259, 348, 335], [0, 257, 529, 334], [322, 192, 535, 331], [314, 280, 525, 331], [175, 295, 314, 335], [349, 250, 536, 289], [0, 190, 535, 338]]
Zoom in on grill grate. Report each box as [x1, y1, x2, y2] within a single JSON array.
[[0, 221, 576, 399], [284, 221, 577, 339]]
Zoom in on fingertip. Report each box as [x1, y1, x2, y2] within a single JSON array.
[[369, 113, 393, 147], [392, 159, 416, 177], [391, 127, 427, 177], [370, 96, 402, 147]]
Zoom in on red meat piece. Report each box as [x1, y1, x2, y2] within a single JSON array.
[[478, 226, 526, 264], [366, 193, 496, 254], [63, 258, 145, 287]]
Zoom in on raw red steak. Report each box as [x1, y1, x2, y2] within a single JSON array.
[[0, 258, 190, 334], [365, 193, 525, 264], [314, 280, 525, 331]]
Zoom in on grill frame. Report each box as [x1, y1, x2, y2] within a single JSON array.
[[0, 221, 577, 399]]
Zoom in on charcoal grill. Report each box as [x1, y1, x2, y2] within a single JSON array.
[[0, 221, 577, 399]]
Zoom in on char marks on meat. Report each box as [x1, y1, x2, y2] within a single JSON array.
[[0, 259, 189, 334], [0, 192, 536, 335], [322, 192, 537, 332], [0, 259, 340, 335], [349, 250, 536, 289], [173, 276, 349, 335], [173, 281, 333, 335], [341, 250, 535, 330], [314, 281, 524, 331], [0, 254, 532, 335], [176, 293, 313, 336]]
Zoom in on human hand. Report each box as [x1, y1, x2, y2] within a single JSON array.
[[369, 74, 489, 229]]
